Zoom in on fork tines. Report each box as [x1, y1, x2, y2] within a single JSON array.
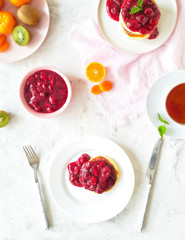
[[23, 145, 38, 164]]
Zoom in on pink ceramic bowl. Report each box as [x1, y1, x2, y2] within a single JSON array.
[[20, 66, 72, 118]]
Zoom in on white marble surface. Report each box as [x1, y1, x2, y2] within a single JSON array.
[[0, 0, 185, 239]]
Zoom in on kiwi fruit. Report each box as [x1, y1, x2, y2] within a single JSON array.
[[0, 111, 9, 128], [17, 5, 40, 26], [13, 26, 30, 46]]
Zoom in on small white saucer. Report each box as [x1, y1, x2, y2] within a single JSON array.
[[146, 70, 185, 139], [97, 0, 177, 54]]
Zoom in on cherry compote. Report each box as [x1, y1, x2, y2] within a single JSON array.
[[120, 0, 161, 39], [106, 0, 161, 39], [24, 70, 68, 113], [67, 154, 91, 187], [67, 154, 118, 194], [106, 0, 124, 21]]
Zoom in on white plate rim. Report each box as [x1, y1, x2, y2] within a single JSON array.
[[49, 135, 135, 223], [97, 0, 178, 54], [146, 70, 185, 139]]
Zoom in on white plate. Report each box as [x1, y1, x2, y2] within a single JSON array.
[[146, 70, 185, 139], [97, 0, 177, 54], [49, 136, 135, 223], [0, 0, 50, 63]]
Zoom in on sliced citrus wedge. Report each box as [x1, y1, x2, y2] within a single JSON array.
[[99, 81, 113, 92], [85, 62, 106, 83], [91, 85, 102, 95]]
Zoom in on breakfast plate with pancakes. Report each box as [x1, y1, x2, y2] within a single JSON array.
[[49, 136, 135, 223], [97, 0, 177, 54]]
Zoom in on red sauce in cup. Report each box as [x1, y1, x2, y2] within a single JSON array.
[[24, 70, 68, 113]]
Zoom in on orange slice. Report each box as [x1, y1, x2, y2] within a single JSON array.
[[85, 62, 106, 83], [99, 81, 113, 92], [91, 85, 102, 95]]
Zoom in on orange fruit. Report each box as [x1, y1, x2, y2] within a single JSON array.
[[0, 34, 6, 45], [91, 85, 102, 95], [0, 41, 9, 52], [85, 62, 106, 83], [8, 0, 30, 7], [0, 11, 17, 34], [0, 0, 4, 10], [99, 81, 113, 92], [0, 34, 9, 52]]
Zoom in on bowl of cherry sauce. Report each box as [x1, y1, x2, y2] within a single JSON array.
[[20, 67, 72, 118]]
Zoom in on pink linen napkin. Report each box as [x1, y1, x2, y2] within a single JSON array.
[[70, 0, 182, 128]]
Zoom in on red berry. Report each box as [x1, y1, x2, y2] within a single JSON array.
[[101, 166, 111, 178], [136, 14, 148, 25], [30, 95, 39, 102], [49, 95, 57, 105], [91, 167, 99, 177], [34, 106, 42, 112], [34, 73, 40, 80], [48, 74, 55, 83], [144, 8, 154, 17], [46, 106, 53, 113], [40, 71, 47, 81], [48, 85, 53, 93]]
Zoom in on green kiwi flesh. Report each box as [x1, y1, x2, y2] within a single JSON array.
[[13, 26, 30, 46], [0, 111, 9, 128]]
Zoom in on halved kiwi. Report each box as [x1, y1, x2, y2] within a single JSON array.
[[13, 26, 30, 46], [0, 111, 9, 128]]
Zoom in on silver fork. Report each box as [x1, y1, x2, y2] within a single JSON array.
[[23, 145, 50, 230]]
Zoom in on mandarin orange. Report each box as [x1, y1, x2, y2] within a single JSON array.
[[0, 11, 17, 34], [0, 41, 9, 52], [0, 34, 6, 45], [85, 62, 106, 83], [8, 0, 30, 7], [0, 0, 4, 10]]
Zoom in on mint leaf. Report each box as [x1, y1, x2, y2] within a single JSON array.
[[157, 113, 169, 139], [158, 125, 166, 139], [130, 0, 143, 14], [130, 6, 140, 14], [138, 0, 143, 7], [158, 113, 169, 125]]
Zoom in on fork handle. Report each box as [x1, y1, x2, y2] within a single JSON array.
[[36, 181, 50, 230]]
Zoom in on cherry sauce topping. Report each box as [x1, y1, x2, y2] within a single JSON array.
[[106, 0, 160, 39], [24, 70, 68, 113], [67, 155, 118, 194], [121, 0, 160, 38]]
